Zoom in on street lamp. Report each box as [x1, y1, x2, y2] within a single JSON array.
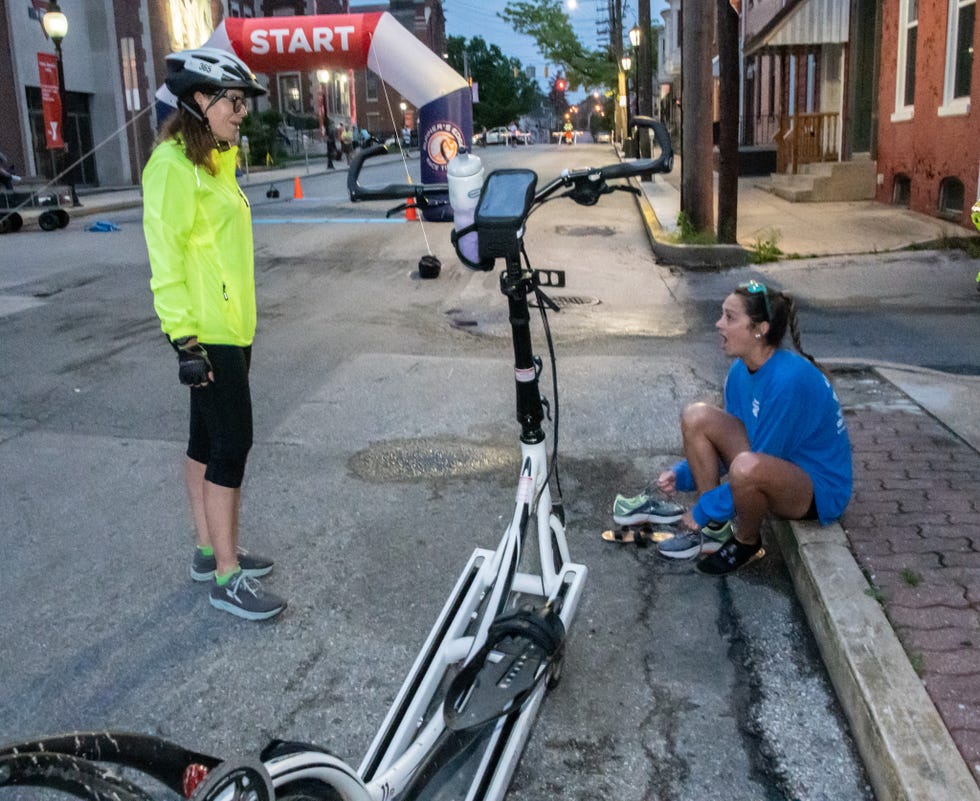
[[621, 53, 633, 138], [42, 0, 80, 207]]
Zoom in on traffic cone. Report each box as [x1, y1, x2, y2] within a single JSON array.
[[405, 196, 418, 221], [293, 176, 304, 200]]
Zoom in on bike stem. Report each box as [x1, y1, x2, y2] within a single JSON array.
[[501, 254, 545, 445]]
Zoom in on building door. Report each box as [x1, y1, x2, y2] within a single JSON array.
[[26, 86, 97, 187], [847, 0, 879, 155]]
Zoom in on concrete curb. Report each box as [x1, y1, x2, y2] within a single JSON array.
[[630, 175, 750, 270], [775, 517, 980, 801]]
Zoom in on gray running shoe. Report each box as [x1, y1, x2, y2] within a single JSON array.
[[209, 572, 286, 620], [658, 520, 732, 560], [612, 492, 685, 526], [192, 547, 273, 582]]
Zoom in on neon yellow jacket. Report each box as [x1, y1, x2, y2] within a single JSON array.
[[143, 139, 256, 346]]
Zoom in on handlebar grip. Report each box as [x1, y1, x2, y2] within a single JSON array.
[[598, 117, 674, 181]]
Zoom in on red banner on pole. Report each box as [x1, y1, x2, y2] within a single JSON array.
[[38, 52, 65, 149]]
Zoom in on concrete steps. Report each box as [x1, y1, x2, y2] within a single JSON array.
[[759, 159, 877, 202]]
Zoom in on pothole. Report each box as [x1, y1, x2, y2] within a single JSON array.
[[350, 437, 513, 482]]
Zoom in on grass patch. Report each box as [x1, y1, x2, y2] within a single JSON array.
[[750, 228, 784, 263], [668, 211, 718, 245]]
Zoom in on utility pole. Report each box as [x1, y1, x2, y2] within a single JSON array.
[[717, 0, 740, 242], [680, 0, 713, 233], [637, 0, 653, 165]]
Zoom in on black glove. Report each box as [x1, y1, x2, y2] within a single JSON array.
[[170, 336, 212, 387]]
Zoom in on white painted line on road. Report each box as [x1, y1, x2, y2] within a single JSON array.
[[253, 217, 405, 224]]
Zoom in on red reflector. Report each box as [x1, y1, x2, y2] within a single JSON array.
[[182, 763, 210, 798]]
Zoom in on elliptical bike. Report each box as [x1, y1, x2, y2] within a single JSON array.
[[0, 117, 673, 801]]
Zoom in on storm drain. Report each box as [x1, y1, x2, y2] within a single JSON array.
[[350, 438, 513, 482], [549, 295, 600, 308]]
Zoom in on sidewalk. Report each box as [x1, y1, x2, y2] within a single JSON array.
[[635, 164, 980, 801], [639, 153, 970, 264]]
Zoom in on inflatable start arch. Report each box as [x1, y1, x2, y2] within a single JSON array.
[[163, 12, 473, 207]]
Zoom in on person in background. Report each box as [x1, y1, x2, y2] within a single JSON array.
[[142, 47, 285, 620], [0, 151, 22, 192]]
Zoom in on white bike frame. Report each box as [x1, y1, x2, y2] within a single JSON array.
[[265, 431, 587, 801]]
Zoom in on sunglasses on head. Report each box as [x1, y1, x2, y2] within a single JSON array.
[[738, 280, 772, 321]]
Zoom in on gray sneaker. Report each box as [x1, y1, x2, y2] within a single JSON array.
[[192, 547, 273, 582], [209, 572, 286, 620], [658, 520, 732, 560], [612, 492, 685, 526]]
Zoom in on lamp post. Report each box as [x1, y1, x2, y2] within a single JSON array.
[[620, 53, 633, 151], [42, 0, 80, 207]]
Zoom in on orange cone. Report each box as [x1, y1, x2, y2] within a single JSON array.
[[405, 196, 418, 221], [293, 176, 304, 200]]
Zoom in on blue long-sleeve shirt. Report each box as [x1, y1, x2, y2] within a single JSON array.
[[674, 350, 852, 526]]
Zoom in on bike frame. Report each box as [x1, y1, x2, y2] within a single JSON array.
[[264, 233, 587, 801]]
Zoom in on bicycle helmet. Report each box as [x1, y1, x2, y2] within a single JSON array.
[[971, 198, 980, 231], [165, 47, 266, 100]]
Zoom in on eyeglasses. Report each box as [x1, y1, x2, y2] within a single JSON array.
[[208, 92, 248, 114], [738, 280, 772, 321], [223, 94, 248, 113]]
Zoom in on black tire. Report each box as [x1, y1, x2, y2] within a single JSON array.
[[276, 778, 345, 801], [38, 210, 60, 231], [54, 208, 70, 228]]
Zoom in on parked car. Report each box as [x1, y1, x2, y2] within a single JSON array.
[[595, 131, 612, 144], [473, 126, 533, 146]]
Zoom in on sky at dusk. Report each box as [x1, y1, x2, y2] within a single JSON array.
[[350, 0, 667, 97]]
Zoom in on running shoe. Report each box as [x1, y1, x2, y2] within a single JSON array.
[[696, 536, 764, 576], [658, 520, 732, 560], [192, 547, 274, 582], [209, 572, 286, 620], [612, 492, 685, 526]]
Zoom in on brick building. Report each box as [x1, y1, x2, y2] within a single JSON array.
[[876, 0, 979, 227]]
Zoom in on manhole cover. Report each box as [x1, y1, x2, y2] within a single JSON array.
[[350, 438, 513, 482]]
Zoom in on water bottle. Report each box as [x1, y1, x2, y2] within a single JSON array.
[[447, 152, 484, 265]]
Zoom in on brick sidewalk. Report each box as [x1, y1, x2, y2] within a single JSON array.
[[838, 372, 980, 788]]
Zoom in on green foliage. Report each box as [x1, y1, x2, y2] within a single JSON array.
[[446, 36, 539, 130], [900, 568, 923, 587], [750, 228, 783, 263], [500, 0, 660, 97], [239, 110, 290, 166], [673, 210, 717, 245], [908, 651, 926, 675]]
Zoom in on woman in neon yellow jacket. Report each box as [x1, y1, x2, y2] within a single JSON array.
[[143, 48, 285, 621]]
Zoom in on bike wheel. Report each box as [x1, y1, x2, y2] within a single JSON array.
[[276, 778, 345, 801]]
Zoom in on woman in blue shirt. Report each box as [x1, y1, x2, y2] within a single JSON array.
[[657, 281, 852, 575]]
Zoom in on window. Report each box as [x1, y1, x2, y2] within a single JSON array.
[[893, 0, 917, 121], [892, 174, 911, 206], [940, 0, 975, 115], [366, 72, 379, 102], [278, 73, 302, 114], [939, 176, 965, 217]]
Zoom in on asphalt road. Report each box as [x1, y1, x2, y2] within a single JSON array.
[[7, 144, 967, 801]]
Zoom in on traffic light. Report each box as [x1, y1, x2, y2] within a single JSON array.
[[556, 77, 567, 92]]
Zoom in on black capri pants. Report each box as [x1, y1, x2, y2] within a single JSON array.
[[186, 344, 253, 489]]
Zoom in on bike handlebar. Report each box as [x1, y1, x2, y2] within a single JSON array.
[[347, 144, 447, 203], [347, 116, 673, 208], [531, 116, 673, 206]]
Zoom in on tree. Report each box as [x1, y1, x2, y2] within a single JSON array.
[[445, 36, 539, 129], [500, 0, 615, 90]]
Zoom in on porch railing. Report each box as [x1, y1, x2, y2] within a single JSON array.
[[776, 112, 839, 174]]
